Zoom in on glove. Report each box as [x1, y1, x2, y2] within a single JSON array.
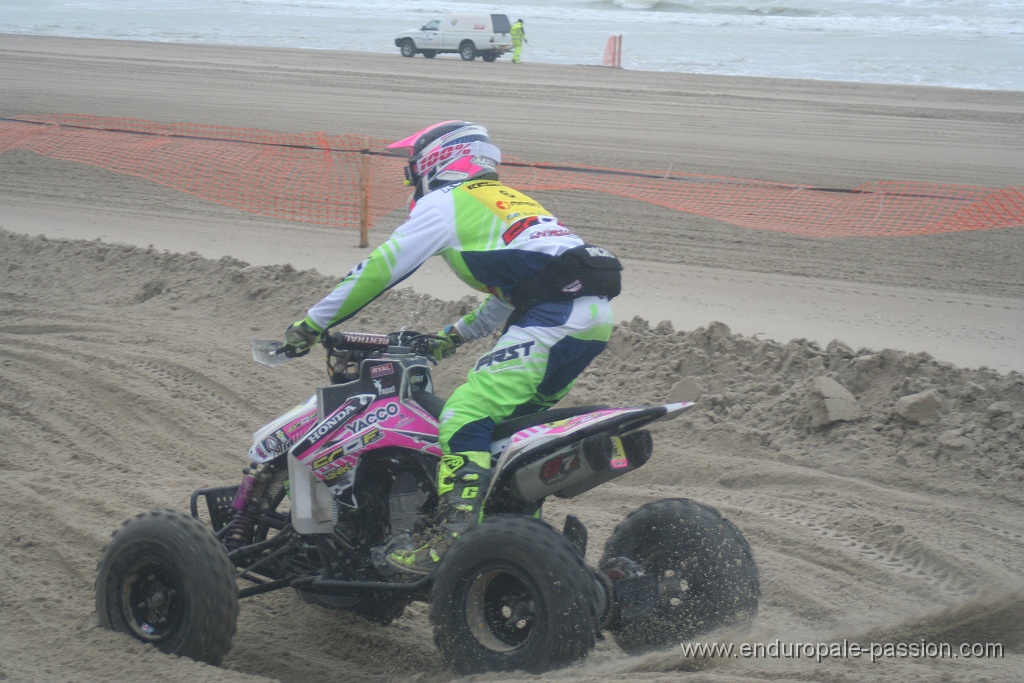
[[282, 318, 322, 358], [425, 325, 463, 362]]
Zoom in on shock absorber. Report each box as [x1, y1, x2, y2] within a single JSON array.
[[225, 466, 268, 551]]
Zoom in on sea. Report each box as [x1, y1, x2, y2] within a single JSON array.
[[2, 0, 1022, 90]]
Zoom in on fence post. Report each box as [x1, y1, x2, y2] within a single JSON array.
[[358, 142, 370, 248]]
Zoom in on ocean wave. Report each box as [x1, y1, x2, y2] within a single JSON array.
[[571, 0, 1023, 22], [591, 0, 825, 16], [592, 0, 818, 17]]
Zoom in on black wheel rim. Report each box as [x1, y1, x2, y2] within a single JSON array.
[[644, 550, 700, 611], [464, 567, 538, 652], [121, 560, 184, 642], [658, 561, 695, 610]]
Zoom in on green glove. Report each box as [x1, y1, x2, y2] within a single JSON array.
[[429, 325, 464, 361], [283, 318, 322, 358]]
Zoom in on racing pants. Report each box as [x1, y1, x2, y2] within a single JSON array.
[[439, 295, 614, 456]]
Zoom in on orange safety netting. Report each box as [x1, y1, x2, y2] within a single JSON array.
[[1, 114, 1021, 239]]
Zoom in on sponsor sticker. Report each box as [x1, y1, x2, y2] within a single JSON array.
[[260, 433, 284, 454], [466, 180, 499, 190], [373, 378, 397, 396], [346, 402, 401, 433], [302, 403, 361, 447], [502, 215, 540, 244], [496, 199, 539, 210], [370, 363, 394, 378], [609, 437, 629, 469], [540, 452, 581, 484], [474, 340, 536, 371]]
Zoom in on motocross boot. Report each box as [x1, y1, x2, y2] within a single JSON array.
[[386, 451, 491, 575]]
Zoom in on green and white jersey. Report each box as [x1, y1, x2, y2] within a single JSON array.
[[306, 178, 586, 341]]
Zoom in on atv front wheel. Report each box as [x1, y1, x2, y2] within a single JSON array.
[[600, 498, 759, 655], [95, 509, 239, 665], [431, 515, 601, 674]]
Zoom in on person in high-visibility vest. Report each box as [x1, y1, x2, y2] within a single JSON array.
[[511, 19, 526, 64]]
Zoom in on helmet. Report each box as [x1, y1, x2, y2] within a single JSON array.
[[386, 121, 501, 200]]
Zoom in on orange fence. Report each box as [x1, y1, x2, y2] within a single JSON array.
[[1, 114, 1021, 241]]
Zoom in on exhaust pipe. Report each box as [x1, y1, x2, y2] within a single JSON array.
[[511, 430, 652, 502]]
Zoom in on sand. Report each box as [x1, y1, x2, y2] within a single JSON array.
[[0, 35, 1022, 683]]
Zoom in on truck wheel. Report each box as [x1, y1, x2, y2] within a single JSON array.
[[482, 53, 498, 63], [459, 41, 477, 61], [422, 50, 437, 59], [600, 498, 759, 655], [400, 40, 416, 58], [431, 516, 601, 674], [95, 509, 239, 665]]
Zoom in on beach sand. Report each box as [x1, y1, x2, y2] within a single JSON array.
[[0, 35, 1022, 683]]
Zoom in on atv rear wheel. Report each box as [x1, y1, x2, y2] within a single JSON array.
[[96, 509, 239, 665], [600, 498, 759, 655], [431, 515, 601, 674]]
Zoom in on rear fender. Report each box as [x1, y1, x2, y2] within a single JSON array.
[[493, 403, 691, 470], [485, 402, 693, 501]]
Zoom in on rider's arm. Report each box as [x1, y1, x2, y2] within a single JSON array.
[[305, 202, 452, 330], [452, 295, 514, 341]]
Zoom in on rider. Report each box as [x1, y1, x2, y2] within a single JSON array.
[[281, 121, 622, 574]]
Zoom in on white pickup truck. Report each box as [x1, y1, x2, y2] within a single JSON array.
[[394, 14, 513, 62]]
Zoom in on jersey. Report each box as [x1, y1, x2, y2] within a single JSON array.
[[305, 178, 587, 341]]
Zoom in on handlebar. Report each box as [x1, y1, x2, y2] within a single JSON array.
[[323, 330, 447, 362], [252, 330, 446, 370], [324, 331, 393, 352], [319, 330, 444, 382]]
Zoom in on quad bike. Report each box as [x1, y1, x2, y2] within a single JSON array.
[[95, 330, 760, 674]]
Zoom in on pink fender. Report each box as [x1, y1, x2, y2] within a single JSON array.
[[508, 409, 631, 445], [293, 396, 443, 486], [494, 403, 694, 475]]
